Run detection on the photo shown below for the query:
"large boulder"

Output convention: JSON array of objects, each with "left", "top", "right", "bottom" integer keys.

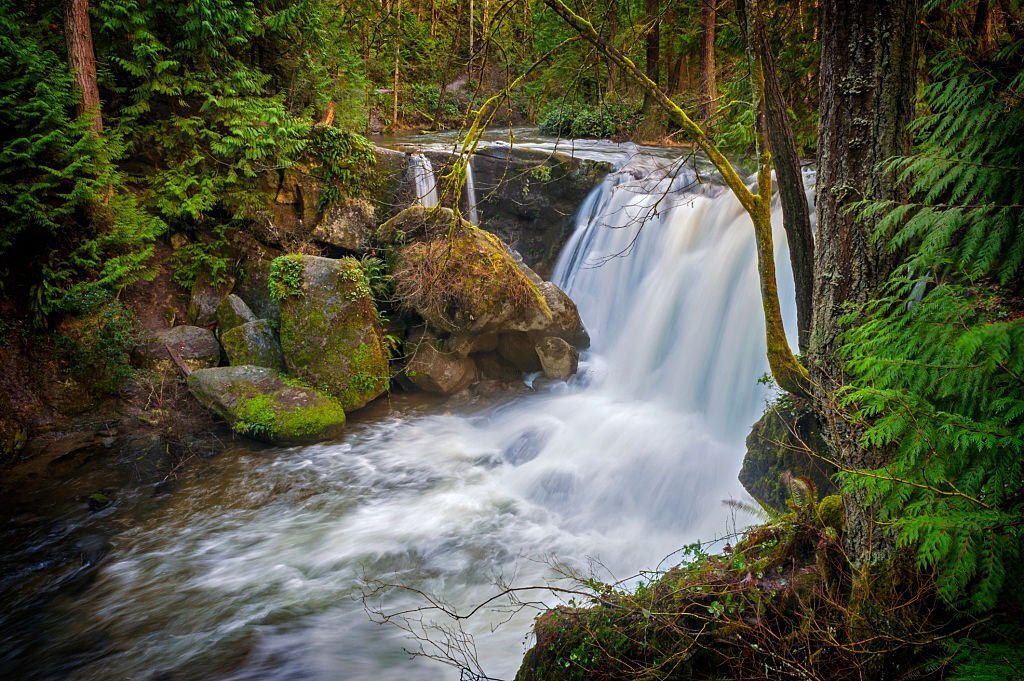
[
  {"left": 187, "top": 365, "right": 346, "bottom": 445},
  {"left": 221, "top": 320, "right": 285, "bottom": 371},
  {"left": 312, "top": 197, "right": 376, "bottom": 251},
  {"left": 739, "top": 398, "right": 837, "bottom": 513},
  {"left": 383, "top": 206, "right": 554, "bottom": 336},
  {"left": 272, "top": 254, "right": 389, "bottom": 411},
  {"left": 215, "top": 294, "right": 256, "bottom": 338},
  {"left": 404, "top": 333, "right": 477, "bottom": 395}
]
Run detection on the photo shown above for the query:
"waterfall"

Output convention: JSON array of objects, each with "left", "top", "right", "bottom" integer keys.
[
  {"left": 410, "top": 152, "right": 438, "bottom": 208},
  {"left": 45, "top": 143, "right": 808, "bottom": 681},
  {"left": 464, "top": 154, "right": 480, "bottom": 225}
]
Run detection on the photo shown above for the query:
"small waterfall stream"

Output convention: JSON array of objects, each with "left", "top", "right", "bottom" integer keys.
[
  {"left": 410, "top": 153, "right": 439, "bottom": 208},
  {"left": 464, "top": 155, "right": 480, "bottom": 225},
  {"left": 34, "top": 141, "right": 804, "bottom": 681}
]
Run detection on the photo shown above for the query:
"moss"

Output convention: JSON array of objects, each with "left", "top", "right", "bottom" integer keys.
[
  {"left": 233, "top": 389, "right": 346, "bottom": 442},
  {"left": 268, "top": 254, "right": 305, "bottom": 301},
  {"left": 816, "top": 494, "right": 845, "bottom": 533}
]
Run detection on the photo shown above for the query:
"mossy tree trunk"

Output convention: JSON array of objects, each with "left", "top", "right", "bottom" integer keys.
[
  {"left": 698, "top": 0, "right": 717, "bottom": 120},
  {"left": 811, "top": 0, "right": 920, "bottom": 567}
]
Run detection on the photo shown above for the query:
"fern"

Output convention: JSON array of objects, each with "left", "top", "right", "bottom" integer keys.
[{"left": 842, "top": 39, "right": 1024, "bottom": 612}]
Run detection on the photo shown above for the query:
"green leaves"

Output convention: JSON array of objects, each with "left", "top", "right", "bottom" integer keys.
[{"left": 841, "top": 39, "right": 1024, "bottom": 614}]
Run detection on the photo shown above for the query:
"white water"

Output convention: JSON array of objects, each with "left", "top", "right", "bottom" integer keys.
[
  {"left": 464, "top": 155, "right": 480, "bottom": 225},
  {"left": 410, "top": 153, "right": 439, "bottom": 208},
  {"left": 52, "top": 145, "right": 802, "bottom": 681}
]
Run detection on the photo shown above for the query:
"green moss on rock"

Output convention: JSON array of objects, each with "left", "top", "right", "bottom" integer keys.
[
  {"left": 275, "top": 255, "right": 389, "bottom": 411},
  {"left": 187, "top": 365, "right": 346, "bottom": 445}
]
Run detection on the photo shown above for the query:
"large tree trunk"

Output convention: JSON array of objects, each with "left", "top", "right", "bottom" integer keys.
[
  {"left": 698, "top": 0, "right": 717, "bottom": 120},
  {"left": 812, "top": 0, "right": 919, "bottom": 566},
  {"left": 636, "top": 0, "right": 663, "bottom": 139},
  {"left": 64, "top": 0, "right": 102, "bottom": 134}
]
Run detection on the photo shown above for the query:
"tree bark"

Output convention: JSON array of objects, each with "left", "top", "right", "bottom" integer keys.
[
  {"left": 736, "top": 0, "right": 815, "bottom": 352},
  {"left": 636, "top": 0, "right": 663, "bottom": 139},
  {"left": 64, "top": 0, "right": 102, "bottom": 134},
  {"left": 698, "top": 0, "right": 717, "bottom": 120},
  {"left": 812, "top": 0, "right": 919, "bottom": 566}
]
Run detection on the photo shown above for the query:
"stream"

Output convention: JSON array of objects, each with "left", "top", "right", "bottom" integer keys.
[{"left": 2, "top": 133, "right": 803, "bottom": 680}]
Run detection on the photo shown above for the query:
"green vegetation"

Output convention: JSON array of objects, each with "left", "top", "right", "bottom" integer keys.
[
  {"left": 268, "top": 255, "right": 306, "bottom": 301},
  {"left": 56, "top": 297, "right": 142, "bottom": 395}
]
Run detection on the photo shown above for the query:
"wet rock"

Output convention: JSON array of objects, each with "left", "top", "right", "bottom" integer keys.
[
  {"left": 497, "top": 333, "right": 543, "bottom": 373},
  {"left": 535, "top": 336, "right": 579, "bottom": 380},
  {"left": 187, "top": 365, "right": 347, "bottom": 445},
  {"left": 215, "top": 294, "right": 256, "bottom": 338},
  {"left": 274, "top": 255, "right": 389, "bottom": 411},
  {"left": 118, "top": 433, "right": 171, "bottom": 483},
  {"left": 187, "top": 272, "right": 235, "bottom": 327},
  {"left": 221, "top": 319, "right": 285, "bottom": 371},
  {"left": 404, "top": 334, "right": 477, "bottom": 395},
  {"left": 739, "top": 398, "right": 837, "bottom": 513},
  {"left": 312, "top": 197, "right": 376, "bottom": 251}
]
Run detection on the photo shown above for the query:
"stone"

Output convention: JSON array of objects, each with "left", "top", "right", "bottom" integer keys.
[
  {"left": 215, "top": 294, "right": 257, "bottom": 337},
  {"left": 234, "top": 255, "right": 281, "bottom": 323},
  {"left": 187, "top": 365, "right": 346, "bottom": 445},
  {"left": 497, "top": 332, "right": 543, "bottom": 372},
  {"left": 221, "top": 320, "right": 285, "bottom": 371},
  {"left": 187, "top": 272, "right": 235, "bottom": 327},
  {"left": 383, "top": 207, "right": 556, "bottom": 336},
  {"left": 405, "top": 334, "right": 477, "bottom": 395},
  {"left": 535, "top": 336, "right": 579, "bottom": 380},
  {"left": 739, "top": 398, "right": 838, "bottom": 514},
  {"left": 134, "top": 325, "right": 221, "bottom": 373},
  {"left": 274, "top": 255, "right": 389, "bottom": 411},
  {"left": 312, "top": 197, "right": 376, "bottom": 251}
]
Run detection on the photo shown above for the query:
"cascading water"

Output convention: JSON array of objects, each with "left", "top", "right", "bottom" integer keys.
[
  {"left": 464, "top": 155, "right": 480, "bottom": 225},
  {"left": 410, "top": 153, "right": 439, "bottom": 208},
  {"left": 34, "top": 143, "right": 803, "bottom": 681}
]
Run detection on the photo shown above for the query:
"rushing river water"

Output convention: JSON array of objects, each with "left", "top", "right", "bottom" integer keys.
[{"left": 7, "top": 134, "right": 804, "bottom": 680}]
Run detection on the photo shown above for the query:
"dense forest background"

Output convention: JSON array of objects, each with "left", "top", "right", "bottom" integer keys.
[{"left": 1, "top": 0, "right": 1022, "bottom": 678}]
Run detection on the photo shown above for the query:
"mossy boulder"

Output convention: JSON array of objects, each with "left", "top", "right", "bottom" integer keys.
[
  {"left": 739, "top": 398, "right": 838, "bottom": 513},
  {"left": 187, "top": 365, "right": 346, "bottom": 445},
  {"left": 272, "top": 254, "right": 389, "bottom": 411},
  {"left": 221, "top": 320, "right": 285, "bottom": 371},
  {"left": 215, "top": 294, "right": 256, "bottom": 338},
  {"left": 383, "top": 206, "right": 554, "bottom": 336}
]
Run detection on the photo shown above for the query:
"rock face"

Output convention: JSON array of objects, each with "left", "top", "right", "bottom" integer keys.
[
  {"left": 215, "top": 294, "right": 256, "bottom": 337},
  {"left": 273, "top": 255, "right": 389, "bottom": 411},
  {"left": 221, "top": 320, "right": 285, "bottom": 371},
  {"left": 405, "top": 333, "right": 477, "bottom": 395},
  {"left": 312, "top": 197, "right": 376, "bottom": 251},
  {"left": 535, "top": 336, "right": 579, "bottom": 380},
  {"left": 739, "top": 398, "right": 838, "bottom": 513},
  {"left": 187, "top": 365, "right": 346, "bottom": 445}
]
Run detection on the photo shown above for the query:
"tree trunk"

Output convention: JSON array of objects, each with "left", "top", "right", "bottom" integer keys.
[
  {"left": 737, "top": 0, "right": 815, "bottom": 352},
  {"left": 64, "top": 0, "right": 102, "bottom": 134},
  {"left": 974, "top": 0, "right": 992, "bottom": 53},
  {"left": 607, "top": 0, "right": 618, "bottom": 93},
  {"left": 637, "top": 0, "right": 662, "bottom": 139},
  {"left": 812, "top": 0, "right": 919, "bottom": 566},
  {"left": 698, "top": 0, "right": 717, "bottom": 120}
]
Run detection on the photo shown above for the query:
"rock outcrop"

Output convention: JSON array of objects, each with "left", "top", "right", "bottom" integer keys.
[
  {"left": 215, "top": 294, "right": 257, "bottom": 338},
  {"left": 188, "top": 366, "right": 346, "bottom": 445}
]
